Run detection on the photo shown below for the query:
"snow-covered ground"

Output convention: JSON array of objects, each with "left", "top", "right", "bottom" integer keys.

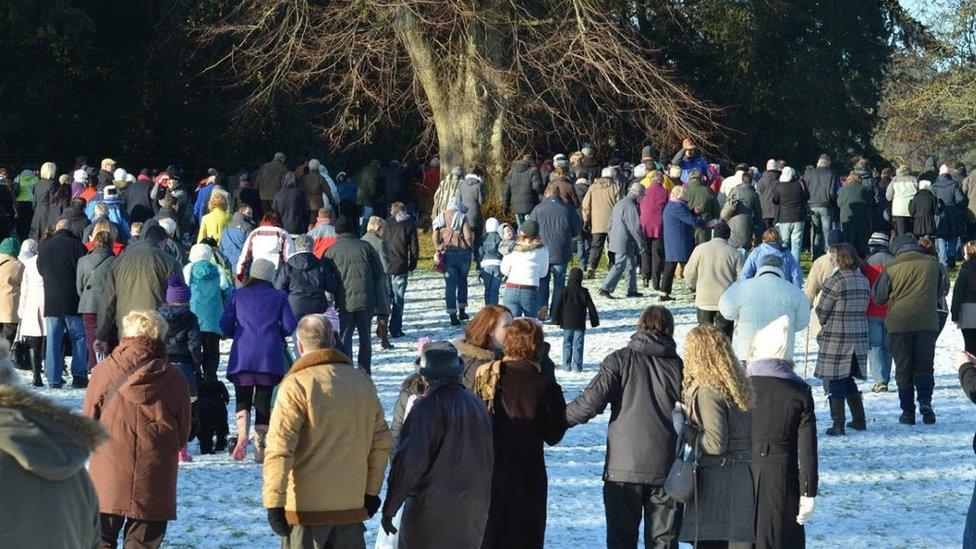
[{"left": 20, "top": 270, "right": 976, "bottom": 548}]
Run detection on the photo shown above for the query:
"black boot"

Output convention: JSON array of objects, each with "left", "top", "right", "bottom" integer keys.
[
  {"left": 845, "top": 391, "right": 867, "bottom": 431},
  {"left": 71, "top": 375, "right": 89, "bottom": 389},
  {"left": 458, "top": 307, "right": 469, "bottom": 321},
  {"left": 826, "top": 397, "right": 846, "bottom": 436},
  {"left": 917, "top": 379, "right": 936, "bottom": 425},
  {"left": 29, "top": 346, "right": 43, "bottom": 387},
  {"left": 898, "top": 387, "right": 916, "bottom": 425},
  {"left": 449, "top": 314, "right": 460, "bottom": 326}
]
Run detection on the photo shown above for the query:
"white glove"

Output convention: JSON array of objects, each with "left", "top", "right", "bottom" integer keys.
[
  {"left": 671, "top": 402, "right": 688, "bottom": 436},
  {"left": 796, "top": 496, "right": 816, "bottom": 525}
]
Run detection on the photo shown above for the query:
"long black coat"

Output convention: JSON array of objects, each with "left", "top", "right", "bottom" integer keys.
[
  {"left": 273, "top": 251, "right": 337, "bottom": 320},
  {"left": 272, "top": 181, "right": 309, "bottom": 235},
  {"left": 35, "top": 229, "right": 87, "bottom": 317},
  {"left": 383, "top": 379, "right": 494, "bottom": 549},
  {"left": 159, "top": 304, "right": 203, "bottom": 366},
  {"left": 121, "top": 180, "right": 154, "bottom": 224},
  {"left": 837, "top": 181, "right": 873, "bottom": 257},
  {"left": 503, "top": 161, "right": 544, "bottom": 215},
  {"left": 959, "top": 361, "right": 976, "bottom": 454},
  {"left": 756, "top": 169, "right": 782, "bottom": 220},
  {"left": 482, "top": 360, "right": 567, "bottom": 549},
  {"left": 909, "top": 188, "right": 939, "bottom": 237},
  {"left": 748, "top": 360, "right": 819, "bottom": 549},
  {"left": 381, "top": 215, "right": 419, "bottom": 275}
]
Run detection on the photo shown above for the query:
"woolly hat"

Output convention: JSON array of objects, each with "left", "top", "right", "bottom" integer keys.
[
  {"left": 520, "top": 219, "right": 539, "bottom": 238},
  {"left": 188, "top": 243, "right": 214, "bottom": 264},
  {"left": 418, "top": 341, "right": 462, "bottom": 380},
  {"left": 0, "top": 237, "right": 19, "bottom": 257},
  {"left": 485, "top": 217, "right": 499, "bottom": 234},
  {"left": 113, "top": 168, "right": 127, "bottom": 182},
  {"left": 918, "top": 179, "right": 932, "bottom": 190},
  {"left": 633, "top": 163, "right": 648, "bottom": 180},
  {"left": 250, "top": 258, "right": 276, "bottom": 282},
  {"left": 166, "top": 273, "right": 191, "bottom": 304},
  {"left": 868, "top": 232, "right": 890, "bottom": 249},
  {"left": 779, "top": 167, "right": 795, "bottom": 183},
  {"left": 748, "top": 315, "right": 791, "bottom": 361},
  {"left": 940, "top": 164, "right": 951, "bottom": 175},
  {"left": 553, "top": 153, "right": 568, "bottom": 163},
  {"left": 601, "top": 167, "right": 616, "bottom": 178},
  {"left": 73, "top": 169, "right": 88, "bottom": 183},
  {"left": 641, "top": 145, "right": 654, "bottom": 160}
]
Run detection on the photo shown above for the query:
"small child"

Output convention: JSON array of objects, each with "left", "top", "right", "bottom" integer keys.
[
  {"left": 479, "top": 218, "right": 504, "bottom": 305},
  {"left": 498, "top": 223, "right": 517, "bottom": 256},
  {"left": 159, "top": 274, "right": 204, "bottom": 461},
  {"left": 551, "top": 267, "right": 599, "bottom": 372}
]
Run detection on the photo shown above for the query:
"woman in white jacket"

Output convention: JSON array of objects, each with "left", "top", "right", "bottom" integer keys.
[
  {"left": 500, "top": 220, "right": 549, "bottom": 317},
  {"left": 886, "top": 165, "right": 918, "bottom": 237},
  {"left": 17, "top": 239, "right": 45, "bottom": 386}
]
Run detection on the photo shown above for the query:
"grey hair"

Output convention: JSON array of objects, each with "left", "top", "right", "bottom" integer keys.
[
  {"left": 121, "top": 310, "right": 168, "bottom": 340},
  {"left": 296, "top": 314, "right": 334, "bottom": 351},
  {"left": 158, "top": 217, "right": 177, "bottom": 236},
  {"left": 308, "top": 158, "right": 320, "bottom": 171},
  {"left": 817, "top": 154, "right": 830, "bottom": 168}
]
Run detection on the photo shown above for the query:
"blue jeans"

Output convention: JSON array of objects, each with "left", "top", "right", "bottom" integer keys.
[
  {"left": 966, "top": 478, "right": 976, "bottom": 548},
  {"left": 601, "top": 253, "right": 638, "bottom": 295},
  {"left": 442, "top": 249, "right": 471, "bottom": 314},
  {"left": 45, "top": 316, "right": 88, "bottom": 385},
  {"left": 776, "top": 221, "right": 805, "bottom": 264},
  {"left": 809, "top": 206, "right": 833, "bottom": 259},
  {"left": 868, "top": 317, "right": 892, "bottom": 383},
  {"left": 562, "top": 329, "right": 585, "bottom": 372},
  {"left": 539, "top": 263, "right": 568, "bottom": 314},
  {"left": 936, "top": 236, "right": 962, "bottom": 267},
  {"left": 576, "top": 234, "right": 590, "bottom": 268},
  {"left": 479, "top": 265, "right": 502, "bottom": 306},
  {"left": 389, "top": 274, "right": 409, "bottom": 336},
  {"left": 504, "top": 286, "right": 538, "bottom": 318}
]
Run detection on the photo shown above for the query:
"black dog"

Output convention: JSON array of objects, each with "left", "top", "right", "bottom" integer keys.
[{"left": 195, "top": 374, "right": 230, "bottom": 454}]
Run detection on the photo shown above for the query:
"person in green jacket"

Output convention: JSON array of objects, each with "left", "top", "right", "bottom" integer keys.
[{"left": 683, "top": 168, "right": 720, "bottom": 245}]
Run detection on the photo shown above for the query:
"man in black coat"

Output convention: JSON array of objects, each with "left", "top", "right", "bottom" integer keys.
[
  {"left": 121, "top": 172, "right": 154, "bottom": 224},
  {"left": 381, "top": 202, "right": 419, "bottom": 339},
  {"left": 565, "top": 305, "right": 683, "bottom": 548},
  {"left": 803, "top": 154, "right": 840, "bottom": 259},
  {"left": 35, "top": 219, "right": 89, "bottom": 388},
  {"left": 272, "top": 174, "right": 309, "bottom": 235},
  {"left": 381, "top": 341, "right": 493, "bottom": 548},
  {"left": 529, "top": 188, "right": 583, "bottom": 320},
  {"left": 502, "top": 155, "right": 545, "bottom": 228},
  {"left": 756, "top": 159, "right": 784, "bottom": 229},
  {"left": 60, "top": 197, "right": 90, "bottom": 239},
  {"left": 274, "top": 235, "right": 338, "bottom": 321}
]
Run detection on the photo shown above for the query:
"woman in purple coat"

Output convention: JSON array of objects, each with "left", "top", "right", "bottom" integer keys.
[
  {"left": 639, "top": 171, "right": 670, "bottom": 291},
  {"left": 660, "top": 185, "right": 709, "bottom": 301},
  {"left": 220, "top": 258, "right": 297, "bottom": 463}
]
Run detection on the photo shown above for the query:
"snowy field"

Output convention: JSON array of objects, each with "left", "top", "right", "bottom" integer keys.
[{"left": 20, "top": 270, "right": 976, "bottom": 548}]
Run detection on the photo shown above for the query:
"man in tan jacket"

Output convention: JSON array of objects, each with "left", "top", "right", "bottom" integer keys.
[{"left": 263, "top": 314, "right": 392, "bottom": 548}]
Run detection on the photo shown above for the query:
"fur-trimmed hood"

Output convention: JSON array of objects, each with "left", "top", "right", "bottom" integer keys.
[
  {"left": 513, "top": 238, "right": 546, "bottom": 253},
  {"left": 452, "top": 337, "right": 498, "bottom": 362},
  {"left": 0, "top": 384, "right": 106, "bottom": 481},
  {"left": 286, "top": 348, "right": 353, "bottom": 378}
]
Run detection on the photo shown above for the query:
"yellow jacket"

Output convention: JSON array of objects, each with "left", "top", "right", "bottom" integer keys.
[
  {"left": 197, "top": 207, "right": 231, "bottom": 244},
  {"left": 262, "top": 348, "right": 392, "bottom": 525}
]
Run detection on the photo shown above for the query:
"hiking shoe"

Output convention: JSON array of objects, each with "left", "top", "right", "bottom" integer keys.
[
  {"left": 872, "top": 381, "right": 888, "bottom": 393},
  {"left": 449, "top": 314, "right": 461, "bottom": 326},
  {"left": 898, "top": 412, "right": 916, "bottom": 426},
  {"left": 626, "top": 292, "right": 644, "bottom": 298},
  {"left": 658, "top": 294, "right": 673, "bottom": 302},
  {"left": 920, "top": 405, "right": 936, "bottom": 425}
]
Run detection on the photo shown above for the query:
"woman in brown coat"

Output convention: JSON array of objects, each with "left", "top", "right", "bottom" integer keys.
[
  {"left": 0, "top": 237, "right": 23, "bottom": 347},
  {"left": 83, "top": 310, "right": 191, "bottom": 549},
  {"left": 475, "top": 318, "right": 567, "bottom": 549}
]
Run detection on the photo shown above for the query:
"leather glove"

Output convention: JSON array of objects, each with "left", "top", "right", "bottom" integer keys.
[
  {"left": 671, "top": 402, "right": 688, "bottom": 438},
  {"left": 267, "top": 507, "right": 292, "bottom": 537},
  {"left": 796, "top": 496, "right": 816, "bottom": 525},
  {"left": 364, "top": 494, "right": 381, "bottom": 518},
  {"left": 381, "top": 514, "right": 398, "bottom": 535}
]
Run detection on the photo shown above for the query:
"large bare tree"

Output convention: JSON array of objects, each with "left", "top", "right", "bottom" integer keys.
[{"left": 200, "top": 0, "right": 717, "bottom": 179}]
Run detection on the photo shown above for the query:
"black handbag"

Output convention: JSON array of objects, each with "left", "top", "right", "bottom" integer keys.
[
  {"left": 12, "top": 339, "right": 30, "bottom": 370},
  {"left": 664, "top": 434, "right": 698, "bottom": 503}
]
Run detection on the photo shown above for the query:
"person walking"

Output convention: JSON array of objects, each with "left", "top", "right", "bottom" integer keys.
[
  {"left": 772, "top": 167, "right": 809, "bottom": 263},
  {"left": 257, "top": 152, "right": 288, "bottom": 213},
  {"left": 503, "top": 155, "right": 545, "bottom": 227},
  {"left": 552, "top": 267, "right": 600, "bottom": 372},
  {"left": 804, "top": 154, "right": 839, "bottom": 258},
  {"left": 954, "top": 241, "right": 976, "bottom": 356},
  {"left": 459, "top": 167, "right": 487, "bottom": 249},
  {"left": 273, "top": 173, "right": 310, "bottom": 236},
  {"left": 685, "top": 223, "right": 743, "bottom": 339},
  {"left": 263, "top": 314, "right": 392, "bottom": 548},
  {"left": 76, "top": 232, "right": 116, "bottom": 372},
  {"left": 814, "top": 244, "right": 870, "bottom": 436},
  {"left": 740, "top": 229, "right": 804, "bottom": 288},
  {"left": 0, "top": 237, "right": 23, "bottom": 350},
  {"left": 197, "top": 192, "right": 232, "bottom": 244},
  {"left": 17, "top": 239, "right": 45, "bottom": 387},
  {"left": 221, "top": 258, "right": 298, "bottom": 462},
  {"left": 382, "top": 202, "right": 419, "bottom": 338},
  {"left": 565, "top": 306, "right": 683, "bottom": 548},
  {"left": 639, "top": 171, "right": 669, "bottom": 290},
  {"left": 660, "top": 185, "right": 710, "bottom": 302},
  {"left": 432, "top": 197, "right": 474, "bottom": 325},
  {"left": 757, "top": 159, "right": 784, "bottom": 229},
  {"left": 887, "top": 165, "right": 918, "bottom": 237},
  {"left": 456, "top": 304, "right": 513, "bottom": 389},
  {"left": 746, "top": 316, "right": 818, "bottom": 549},
  {"left": 836, "top": 171, "right": 874, "bottom": 258},
  {"left": 872, "top": 234, "right": 945, "bottom": 425},
  {"left": 599, "top": 183, "right": 646, "bottom": 299},
  {"left": 862, "top": 233, "right": 895, "bottom": 393},
  {"left": 932, "top": 164, "right": 968, "bottom": 268},
  {"left": 275, "top": 235, "right": 337, "bottom": 325},
  {"left": 724, "top": 170, "right": 764, "bottom": 253},
  {"left": 83, "top": 310, "right": 191, "bottom": 549},
  {"left": 478, "top": 218, "right": 505, "bottom": 307},
  {"left": 380, "top": 341, "right": 493, "bottom": 548},
  {"left": 582, "top": 176, "right": 622, "bottom": 277},
  {"left": 186, "top": 245, "right": 229, "bottom": 380},
  {"left": 302, "top": 158, "right": 337, "bottom": 223},
  {"left": 474, "top": 318, "right": 567, "bottom": 549},
  {"left": 500, "top": 221, "right": 549, "bottom": 318},
  {"left": 959, "top": 351, "right": 976, "bottom": 549},
  {"left": 530, "top": 188, "right": 582, "bottom": 319},
  {"left": 36, "top": 219, "right": 88, "bottom": 389},
  {"left": 909, "top": 179, "right": 939, "bottom": 239},
  {"left": 323, "top": 216, "right": 390, "bottom": 373},
  {"left": 234, "top": 211, "right": 296, "bottom": 278},
  {"left": 673, "top": 324, "right": 755, "bottom": 547},
  {"left": 684, "top": 169, "right": 720, "bottom": 246}
]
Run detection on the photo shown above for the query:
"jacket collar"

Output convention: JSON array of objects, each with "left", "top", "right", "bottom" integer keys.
[
  {"left": 747, "top": 358, "right": 807, "bottom": 385},
  {"left": 452, "top": 337, "right": 499, "bottom": 361},
  {"left": 287, "top": 348, "right": 353, "bottom": 377}
]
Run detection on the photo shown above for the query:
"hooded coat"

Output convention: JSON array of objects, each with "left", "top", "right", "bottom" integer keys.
[
  {"left": 503, "top": 161, "right": 544, "bottom": 215},
  {"left": 383, "top": 378, "right": 494, "bottom": 549},
  {"left": 871, "top": 240, "right": 944, "bottom": 334},
  {"left": 274, "top": 251, "right": 338, "bottom": 320},
  {"left": 931, "top": 173, "right": 968, "bottom": 237},
  {"left": 740, "top": 242, "right": 804, "bottom": 288},
  {"left": 189, "top": 261, "right": 226, "bottom": 334},
  {"left": 220, "top": 280, "right": 297, "bottom": 384},
  {"left": 0, "top": 385, "right": 104, "bottom": 549},
  {"left": 272, "top": 177, "right": 310, "bottom": 235},
  {"left": 837, "top": 180, "right": 873, "bottom": 257},
  {"left": 159, "top": 304, "right": 204, "bottom": 366},
  {"left": 97, "top": 241, "right": 181, "bottom": 341},
  {"left": 18, "top": 253, "right": 44, "bottom": 337},
  {"left": 0, "top": 252, "right": 23, "bottom": 323},
  {"left": 909, "top": 188, "right": 939, "bottom": 237},
  {"left": 566, "top": 330, "right": 682, "bottom": 485},
  {"left": 219, "top": 212, "right": 255, "bottom": 269},
  {"left": 75, "top": 246, "right": 116, "bottom": 315},
  {"left": 459, "top": 175, "right": 486, "bottom": 235},
  {"left": 551, "top": 268, "right": 599, "bottom": 330},
  {"left": 83, "top": 337, "right": 192, "bottom": 521}
]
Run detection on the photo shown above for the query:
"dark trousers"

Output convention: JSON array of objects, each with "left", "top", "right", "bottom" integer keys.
[
  {"left": 893, "top": 216, "right": 913, "bottom": 237},
  {"left": 589, "top": 232, "right": 615, "bottom": 270},
  {"left": 281, "top": 523, "right": 366, "bottom": 549},
  {"left": 604, "top": 482, "right": 679, "bottom": 549},
  {"left": 15, "top": 201, "right": 32, "bottom": 241},
  {"left": 99, "top": 513, "right": 167, "bottom": 549},
  {"left": 696, "top": 309, "right": 734, "bottom": 340},
  {"left": 827, "top": 376, "right": 858, "bottom": 399},
  {"left": 889, "top": 330, "right": 938, "bottom": 413},
  {"left": 641, "top": 237, "right": 665, "bottom": 289},
  {"left": 964, "top": 328, "right": 976, "bottom": 356},
  {"left": 660, "top": 261, "right": 682, "bottom": 295},
  {"left": 340, "top": 310, "right": 372, "bottom": 374},
  {"left": 234, "top": 384, "right": 273, "bottom": 425},
  {"left": 201, "top": 332, "right": 221, "bottom": 378}
]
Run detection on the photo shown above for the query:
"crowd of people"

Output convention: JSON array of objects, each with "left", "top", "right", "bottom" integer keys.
[{"left": 0, "top": 142, "right": 974, "bottom": 549}]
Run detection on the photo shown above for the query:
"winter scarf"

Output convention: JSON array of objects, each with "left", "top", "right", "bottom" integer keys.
[
  {"left": 474, "top": 358, "right": 541, "bottom": 413},
  {"left": 746, "top": 358, "right": 805, "bottom": 383}
]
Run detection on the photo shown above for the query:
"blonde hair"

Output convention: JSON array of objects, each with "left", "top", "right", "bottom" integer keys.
[
  {"left": 208, "top": 191, "right": 228, "bottom": 211},
  {"left": 90, "top": 219, "right": 112, "bottom": 242},
  {"left": 682, "top": 325, "right": 755, "bottom": 411},
  {"left": 366, "top": 215, "right": 385, "bottom": 234},
  {"left": 121, "top": 310, "right": 168, "bottom": 340},
  {"left": 40, "top": 162, "right": 57, "bottom": 180},
  {"left": 669, "top": 185, "right": 685, "bottom": 200}
]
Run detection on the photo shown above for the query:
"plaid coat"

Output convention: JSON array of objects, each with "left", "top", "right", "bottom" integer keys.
[{"left": 814, "top": 268, "right": 870, "bottom": 380}]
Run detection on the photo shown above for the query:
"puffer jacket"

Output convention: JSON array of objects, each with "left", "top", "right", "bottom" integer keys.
[
  {"left": 275, "top": 251, "right": 338, "bottom": 320},
  {"left": 158, "top": 304, "right": 204, "bottom": 365},
  {"left": 886, "top": 174, "right": 918, "bottom": 218},
  {"left": 582, "top": 178, "right": 622, "bottom": 233},
  {"left": 83, "top": 337, "right": 191, "bottom": 521},
  {"left": 322, "top": 234, "right": 390, "bottom": 315},
  {"left": 740, "top": 242, "right": 804, "bottom": 288},
  {"left": 566, "top": 330, "right": 682, "bottom": 484},
  {"left": 76, "top": 247, "right": 116, "bottom": 315},
  {"left": 500, "top": 239, "right": 550, "bottom": 287},
  {"left": 503, "top": 160, "right": 544, "bottom": 215}
]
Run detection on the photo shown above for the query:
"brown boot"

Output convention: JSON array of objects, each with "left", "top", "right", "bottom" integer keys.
[{"left": 585, "top": 268, "right": 595, "bottom": 279}]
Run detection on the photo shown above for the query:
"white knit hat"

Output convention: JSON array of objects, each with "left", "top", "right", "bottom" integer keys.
[
  {"left": 779, "top": 167, "right": 795, "bottom": 183},
  {"left": 73, "top": 169, "right": 87, "bottom": 183},
  {"left": 113, "top": 168, "right": 128, "bottom": 182},
  {"left": 748, "top": 315, "right": 791, "bottom": 361},
  {"left": 188, "top": 243, "right": 214, "bottom": 264},
  {"left": 633, "top": 163, "right": 648, "bottom": 179},
  {"left": 250, "top": 258, "right": 276, "bottom": 282}
]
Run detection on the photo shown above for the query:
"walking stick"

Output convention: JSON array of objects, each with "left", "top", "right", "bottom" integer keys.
[{"left": 803, "top": 328, "right": 810, "bottom": 379}]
